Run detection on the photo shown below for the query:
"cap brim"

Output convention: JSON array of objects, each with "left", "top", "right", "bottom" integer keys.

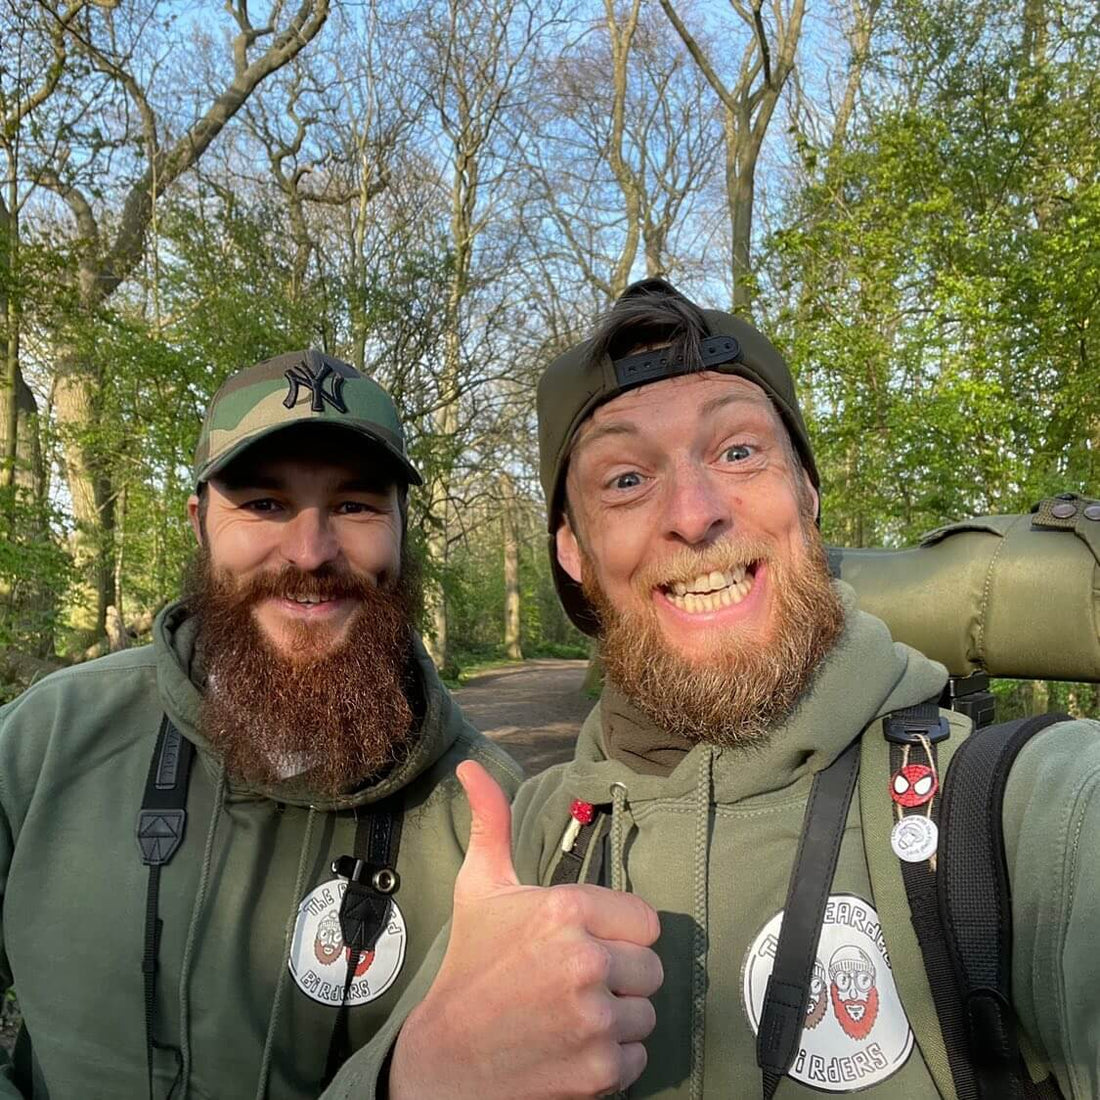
[{"left": 194, "top": 421, "right": 422, "bottom": 489}]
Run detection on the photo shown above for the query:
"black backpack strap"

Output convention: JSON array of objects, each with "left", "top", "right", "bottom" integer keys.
[
  {"left": 884, "top": 704, "right": 982, "bottom": 1099},
  {"left": 756, "top": 738, "right": 861, "bottom": 1100},
  {"left": 322, "top": 805, "right": 403, "bottom": 1085},
  {"left": 137, "top": 715, "right": 195, "bottom": 1100},
  {"left": 937, "top": 712, "right": 1070, "bottom": 1100}
]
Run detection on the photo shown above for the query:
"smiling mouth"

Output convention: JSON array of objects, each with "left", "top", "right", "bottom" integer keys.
[
  {"left": 660, "top": 563, "right": 758, "bottom": 614},
  {"left": 273, "top": 594, "right": 349, "bottom": 613}
]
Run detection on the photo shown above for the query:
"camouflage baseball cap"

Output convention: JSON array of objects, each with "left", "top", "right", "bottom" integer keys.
[
  {"left": 537, "top": 278, "right": 818, "bottom": 634},
  {"left": 193, "top": 350, "right": 421, "bottom": 489}
]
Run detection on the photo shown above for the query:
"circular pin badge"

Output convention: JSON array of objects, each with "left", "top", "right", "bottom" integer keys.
[
  {"left": 890, "top": 763, "right": 938, "bottom": 808},
  {"left": 890, "top": 815, "right": 938, "bottom": 862},
  {"left": 742, "top": 894, "right": 914, "bottom": 1090},
  {"left": 288, "top": 877, "right": 406, "bottom": 1006}
]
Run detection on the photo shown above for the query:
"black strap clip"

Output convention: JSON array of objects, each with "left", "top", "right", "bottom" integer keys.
[
  {"left": 884, "top": 707, "right": 951, "bottom": 745},
  {"left": 331, "top": 854, "right": 400, "bottom": 895},
  {"left": 332, "top": 855, "right": 399, "bottom": 955}
]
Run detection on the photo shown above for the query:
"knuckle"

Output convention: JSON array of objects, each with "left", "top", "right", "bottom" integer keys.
[
  {"left": 568, "top": 939, "right": 612, "bottom": 987},
  {"left": 581, "top": 1044, "right": 623, "bottom": 1095},
  {"left": 572, "top": 993, "right": 615, "bottom": 1043},
  {"left": 544, "top": 885, "right": 586, "bottom": 926}
]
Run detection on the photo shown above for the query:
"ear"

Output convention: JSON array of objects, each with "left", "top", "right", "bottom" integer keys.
[
  {"left": 186, "top": 494, "right": 203, "bottom": 546},
  {"left": 802, "top": 471, "right": 820, "bottom": 522},
  {"left": 555, "top": 517, "right": 583, "bottom": 584}
]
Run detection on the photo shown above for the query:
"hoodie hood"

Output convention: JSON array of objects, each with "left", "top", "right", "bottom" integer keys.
[
  {"left": 153, "top": 600, "right": 466, "bottom": 810},
  {"left": 565, "top": 582, "right": 947, "bottom": 806}
]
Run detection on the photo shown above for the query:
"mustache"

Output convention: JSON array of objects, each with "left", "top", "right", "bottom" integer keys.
[{"left": 222, "top": 564, "right": 378, "bottom": 608}]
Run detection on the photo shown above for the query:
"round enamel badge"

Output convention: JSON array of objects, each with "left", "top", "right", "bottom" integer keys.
[
  {"left": 288, "top": 878, "right": 407, "bottom": 1006},
  {"left": 742, "top": 894, "right": 913, "bottom": 1091}
]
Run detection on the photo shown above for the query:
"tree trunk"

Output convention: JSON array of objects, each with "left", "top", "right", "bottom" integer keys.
[
  {"left": 1030, "top": 679, "right": 1049, "bottom": 715},
  {"left": 501, "top": 474, "right": 522, "bottom": 661},
  {"left": 727, "top": 109, "right": 757, "bottom": 313},
  {"left": 423, "top": 310, "right": 462, "bottom": 673},
  {"left": 54, "top": 351, "right": 115, "bottom": 638}
]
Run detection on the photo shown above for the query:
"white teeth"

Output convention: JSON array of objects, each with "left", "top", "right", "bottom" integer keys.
[{"left": 663, "top": 568, "right": 755, "bottom": 614}]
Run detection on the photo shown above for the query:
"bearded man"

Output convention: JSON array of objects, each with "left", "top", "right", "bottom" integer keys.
[
  {"left": 0, "top": 351, "right": 524, "bottom": 1098},
  {"left": 331, "top": 281, "right": 1100, "bottom": 1100}
]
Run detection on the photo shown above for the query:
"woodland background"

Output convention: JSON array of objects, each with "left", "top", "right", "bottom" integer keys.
[{"left": 0, "top": 0, "right": 1097, "bottom": 715}]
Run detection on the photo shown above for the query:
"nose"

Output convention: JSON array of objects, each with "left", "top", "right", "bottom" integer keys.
[
  {"left": 662, "top": 461, "right": 730, "bottom": 546},
  {"left": 280, "top": 507, "right": 340, "bottom": 572}
]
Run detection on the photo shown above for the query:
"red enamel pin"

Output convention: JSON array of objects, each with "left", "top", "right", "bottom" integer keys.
[{"left": 890, "top": 763, "right": 937, "bottom": 808}]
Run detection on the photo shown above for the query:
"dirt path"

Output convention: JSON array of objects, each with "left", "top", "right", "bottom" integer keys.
[{"left": 454, "top": 659, "right": 593, "bottom": 775}]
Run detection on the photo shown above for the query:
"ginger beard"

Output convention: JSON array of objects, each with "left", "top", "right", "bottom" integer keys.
[
  {"left": 582, "top": 518, "right": 845, "bottom": 748},
  {"left": 186, "top": 550, "right": 417, "bottom": 797}
]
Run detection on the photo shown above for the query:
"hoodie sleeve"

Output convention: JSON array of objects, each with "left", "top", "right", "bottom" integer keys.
[
  {"left": 1003, "top": 717, "right": 1100, "bottom": 1099},
  {"left": 0, "top": 705, "right": 30, "bottom": 1097}
]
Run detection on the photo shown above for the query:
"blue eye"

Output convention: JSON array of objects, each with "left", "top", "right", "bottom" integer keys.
[
  {"left": 722, "top": 444, "right": 752, "bottom": 462},
  {"left": 612, "top": 472, "right": 642, "bottom": 490}
]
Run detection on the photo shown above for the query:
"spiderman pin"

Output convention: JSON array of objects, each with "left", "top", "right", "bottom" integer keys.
[{"left": 890, "top": 763, "right": 938, "bottom": 808}]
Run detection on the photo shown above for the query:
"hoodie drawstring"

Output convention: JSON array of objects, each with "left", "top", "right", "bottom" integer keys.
[
  {"left": 689, "top": 746, "right": 714, "bottom": 1100},
  {"left": 255, "top": 804, "right": 317, "bottom": 1100},
  {"left": 178, "top": 766, "right": 226, "bottom": 1098},
  {"left": 609, "top": 782, "right": 629, "bottom": 893}
]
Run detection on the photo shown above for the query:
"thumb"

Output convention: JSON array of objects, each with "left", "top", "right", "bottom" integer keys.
[{"left": 456, "top": 760, "right": 519, "bottom": 892}]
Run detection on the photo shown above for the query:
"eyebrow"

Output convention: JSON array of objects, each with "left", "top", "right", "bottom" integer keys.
[
  {"left": 572, "top": 421, "right": 641, "bottom": 456},
  {"left": 216, "top": 473, "right": 391, "bottom": 494}
]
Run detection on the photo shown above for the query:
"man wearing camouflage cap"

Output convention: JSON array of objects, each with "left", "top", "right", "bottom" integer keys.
[
  {"left": 0, "top": 350, "right": 521, "bottom": 1098},
  {"left": 335, "top": 281, "right": 1100, "bottom": 1099}
]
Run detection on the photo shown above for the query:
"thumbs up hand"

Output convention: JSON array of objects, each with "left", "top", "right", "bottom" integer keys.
[{"left": 388, "top": 762, "right": 663, "bottom": 1099}]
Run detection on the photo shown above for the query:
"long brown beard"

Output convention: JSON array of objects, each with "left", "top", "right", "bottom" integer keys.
[
  {"left": 584, "top": 521, "right": 844, "bottom": 748},
  {"left": 186, "top": 551, "right": 418, "bottom": 797}
]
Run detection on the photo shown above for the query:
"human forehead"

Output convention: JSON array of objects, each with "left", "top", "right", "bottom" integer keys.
[
  {"left": 571, "top": 372, "right": 782, "bottom": 455},
  {"left": 214, "top": 435, "right": 398, "bottom": 496}
]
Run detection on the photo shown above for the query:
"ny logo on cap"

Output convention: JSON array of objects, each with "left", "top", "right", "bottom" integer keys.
[{"left": 283, "top": 353, "right": 349, "bottom": 414}]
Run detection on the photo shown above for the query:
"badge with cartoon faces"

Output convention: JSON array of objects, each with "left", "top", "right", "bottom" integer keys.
[
  {"left": 743, "top": 895, "right": 913, "bottom": 1091},
  {"left": 289, "top": 878, "right": 405, "bottom": 1006}
]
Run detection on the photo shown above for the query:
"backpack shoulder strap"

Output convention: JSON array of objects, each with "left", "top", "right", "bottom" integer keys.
[
  {"left": 937, "top": 712, "right": 1071, "bottom": 1100},
  {"left": 137, "top": 715, "right": 195, "bottom": 1100},
  {"left": 861, "top": 704, "right": 971, "bottom": 1100}
]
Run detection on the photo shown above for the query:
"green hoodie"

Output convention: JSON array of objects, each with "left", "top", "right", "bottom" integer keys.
[
  {"left": 0, "top": 602, "right": 521, "bottom": 1099},
  {"left": 333, "top": 585, "right": 1100, "bottom": 1098},
  {"left": 505, "top": 591, "right": 1100, "bottom": 1098}
]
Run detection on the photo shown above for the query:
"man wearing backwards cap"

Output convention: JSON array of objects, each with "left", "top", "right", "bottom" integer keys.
[
  {"left": 0, "top": 351, "right": 527, "bottom": 1098},
  {"left": 333, "top": 281, "right": 1100, "bottom": 1098}
]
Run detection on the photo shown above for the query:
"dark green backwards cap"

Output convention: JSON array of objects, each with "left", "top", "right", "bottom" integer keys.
[
  {"left": 193, "top": 350, "right": 421, "bottom": 489},
  {"left": 537, "top": 279, "right": 818, "bottom": 634}
]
